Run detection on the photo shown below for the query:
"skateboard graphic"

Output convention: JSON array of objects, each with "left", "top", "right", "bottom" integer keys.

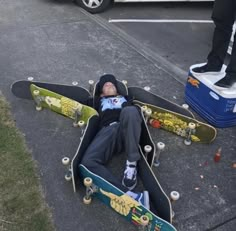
[
  {"left": 29, "top": 84, "right": 98, "bottom": 125},
  {"left": 134, "top": 100, "right": 217, "bottom": 144},
  {"left": 79, "top": 164, "right": 176, "bottom": 231}
]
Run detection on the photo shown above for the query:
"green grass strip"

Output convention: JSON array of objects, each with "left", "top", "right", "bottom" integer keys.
[{"left": 0, "top": 93, "right": 55, "bottom": 231}]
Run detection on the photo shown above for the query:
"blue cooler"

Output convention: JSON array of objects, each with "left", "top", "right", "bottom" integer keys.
[{"left": 185, "top": 63, "right": 236, "bottom": 128}]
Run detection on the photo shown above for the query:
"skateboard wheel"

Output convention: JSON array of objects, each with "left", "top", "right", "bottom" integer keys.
[
  {"left": 33, "top": 90, "right": 40, "bottom": 96},
  {"left": 62, "top": 157, "right": 70, "bottom": 165},
  {"left": 141, "top": 106, "right": 147, "bottom": 112},
  {"left": 83, "top": 196, "right": 92, "bottom": 205},
  {"left": 145, "top": 109, "right": 152, "bottom": 117},
  {"left": 84, "top": 177, "right": 93, "bottom": 187},
  {"left": 188, "top": 122, "right": 196, "bottom": 130},
  {"left": 140, "top": 215, "right": 149, "bottom": 226},
  {"left": 157, "top": 142, "right": 165, "bottom": 150},
  {"left": 170, "top": 191, "right": 180, "bottom": 201},
  {"left": 78, "top": 120, "right": 85, "bottom": 128},
  {"left": 88, "top": 80, "right": 94, "bottom": 85},
  {"left": 72, "top": 81, "right": 78, "bottom": 86},
  {"left": 27, "top": 76, "right": 34, "bottom": 81},
  {"left": 144, "top": 86, "right": 150, "bottom": 91},
  {"left": 184, "top": 139, "right": 192, "bottom": 146},
  {"left": 171, "top": 210, "right": 175, "bottom": 218},
  {"left": 36, "top": 106, "right": 42, "bottom": 111},
  {"left": 144, "top": 145, "right": 152, "bottom": 153},
  {"left": 182, "top": 104, "right": 189, "bottom": 109},
  {"left": 65, "top": 171, "right": 72, "bottom": 181},
  {"left": 122, "top": 80, "right": 128, "bottom": 86}
]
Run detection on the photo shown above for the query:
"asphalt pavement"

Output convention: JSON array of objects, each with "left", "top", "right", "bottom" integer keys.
[{"left": 0, "top": 1, "right": 236, "bottom": 231}]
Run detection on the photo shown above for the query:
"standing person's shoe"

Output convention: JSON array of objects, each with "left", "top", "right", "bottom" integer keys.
[
  {"left": 126, "top": 191, "right": 150, "bottom": 210},
  {"left": 214, "top": 74, "right": 236, "bottom": 89},
  {"left": 122, "top": 162, "right": 137, "bottom": 190},
  {"left": 192, "top": 63, "right": 222, "bottom": 76}
]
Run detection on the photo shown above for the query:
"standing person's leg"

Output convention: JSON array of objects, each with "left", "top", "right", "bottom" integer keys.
[
  {"left": 117, "top": 106, "right": 143, "bottom": 190},
  {"left": 207, "top": 0, "right": 235, "bottom": 69},
  {"left": 192, "top": 0, "right": 235, "bottom": 74},
  {"left": 215, "top": 2, "right": 236, "bottom": 88},
  {"left": 81, "top": 124, "right": 127, "bottom": 192}
]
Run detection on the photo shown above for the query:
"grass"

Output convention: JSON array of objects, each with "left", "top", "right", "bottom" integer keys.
[{"left": 0, "top": 93, "right": 55, "bottom": 231}]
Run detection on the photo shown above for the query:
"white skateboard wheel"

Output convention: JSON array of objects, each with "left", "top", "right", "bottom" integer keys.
[
  {"left": 170, "top": 191, "right": 180, "bottom": 201},
  {"left": 122, "top": 80, "right": 128, "bottom": 86},
  {"left": 141, "top": 106, "right": 147, "bottom": 112},
  {"left": 157, "top": 142, "right": 165, "bottom": 150},
  {"left": 33, "top": 90, "right": 40, "bottom": 96},
  {"left": 182, "top": 104, "right": 189, "bottom": 109},
  {"left": 140, "top": 215, "right": 149, "bottom": 226},
  {"left": 144, "top": 86, "right": 151, "bottom": 91},
  {"left": 84, "top": 177, "right": 93, "bottom": 187},
  {"left": 62, "top": 157, "right": 70, "bottom": 165},
  {"left": 188, "top": 122, "right": 196, "bottom": 130},
  {"left": 78, "top": 120, "right": 85, "bottom": 128},
  {"left": 184, "top": 139, "right": 192, "bottom": 146},
  {"left": 36, "top": 106, "right": 42, "bottom": 111},
  {"left": 83, "top": 196, "right": 92, "bottom": 205},
  {"left": 65, "top": 171, "right": 72, "bottom": 181},
  {"left": 72, "top": 81, "right": 78, "bottom": 86},
  {"left": 27, "top": 77, "right": 34, "bottom": 81},
  {"left": 145, "top": 109, "right": 152, "bottom": 117},
  {"left": 144, "top": 145, "right": 152, "bottom": 153},
  {"left": 88, "top": 80, "right": 94, "bottom": 85}
]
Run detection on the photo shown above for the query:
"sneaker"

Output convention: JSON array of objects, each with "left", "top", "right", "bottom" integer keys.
[
  {"left": 122, "top": 164, "right": 137, "bottom": 190},
  {"left": 192, "top": 63, "right": 222, "bottom": 75},
  {"left": 126, "top": 191, "right": 150, "bottom": 210},
  {"left": 214, "top": 75, "right": 236, "bottom": 89}
]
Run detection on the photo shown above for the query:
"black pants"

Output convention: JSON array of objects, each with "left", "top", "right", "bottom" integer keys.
[
  {"left": 207, "top": 0, "right": 236, "bottom": 78},
  {"left": 81, "top": 106, "right": 142, "bottom": 192}
]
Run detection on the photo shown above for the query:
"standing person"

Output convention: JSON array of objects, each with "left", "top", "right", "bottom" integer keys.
[
  {"left": 81, "top": 74, "right": 150, "bottom": 209},
  {"left": 192, "top": 0, "right": 236, "bottom": 89}
]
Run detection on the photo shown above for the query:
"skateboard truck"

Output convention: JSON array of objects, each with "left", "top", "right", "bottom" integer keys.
[
  {"left": 154, "top": 142, "right": 165, "bottom": 167},
  {"left": 73, "top": 106, "right": 82, "bottom": 127},
  {"left": 33, "top": 90, "right": 43, "bottom": 111},
  {"left": 88, "top": 80, "right": 94, "bottom": 94},
  {"left": 62, "top": 157, "right": 72, "bottom": 181},
  {"left": 170, "top": 191, "right": 180, "bottom": 218},
  {"left": 83, "top": 177, "right": 98, "bottom": 205},
  {"left": 122, "top": 80, "right": 128, "bottom": 86},
  {"left": 184, "top": 122, "right": 196, "bottom": 145}
]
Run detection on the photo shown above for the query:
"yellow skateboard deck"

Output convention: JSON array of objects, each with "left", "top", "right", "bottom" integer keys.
[{"left": 30, "top": 84, "right": 98, "bottom": 126}]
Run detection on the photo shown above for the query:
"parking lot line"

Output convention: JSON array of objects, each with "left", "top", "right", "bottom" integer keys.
[{"left": 109, "top": 19, "right": 213, "bottom": 23}]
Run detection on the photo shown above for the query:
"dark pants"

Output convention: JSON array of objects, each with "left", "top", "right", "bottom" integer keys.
[
  {"left": 81, "top": 106, "right": 142, "bottom": 192},
  {"left": 207, "top": 0, "right": 236, "bottom": 78}
]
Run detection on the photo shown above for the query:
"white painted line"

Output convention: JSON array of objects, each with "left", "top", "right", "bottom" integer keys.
[{"left": 109, "top": 19, "right": 213, "bottom": 23}]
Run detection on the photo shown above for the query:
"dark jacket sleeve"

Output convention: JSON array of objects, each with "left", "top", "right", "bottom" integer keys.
[{"left": 122, "top": 95, "right": 134, "bottom": 108}]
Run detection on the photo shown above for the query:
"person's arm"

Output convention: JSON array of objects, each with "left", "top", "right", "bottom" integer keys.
[{"left": 122, "top": 95, "right": 134, "bottom": 108}]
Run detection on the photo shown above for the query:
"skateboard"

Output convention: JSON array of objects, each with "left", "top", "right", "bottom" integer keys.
[
  {"left": 128, "top": 86, "right": 194, "bottom": 118},
  {"left": 11, "top": 79, "right": 91, "bottom": 103},
  {"left": 134, "top": 100, "right": 217, "bottom": 144},
  {"left": 79, "top": 164, "right": 176, "bottom": 231},
  {"left": 29, "top": 84, "right": 98, "bottom": 125}
]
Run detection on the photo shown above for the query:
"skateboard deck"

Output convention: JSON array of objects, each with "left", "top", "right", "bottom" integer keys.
[
  {"left": 29, "top": 84, "right": 98, "bottom": 125},
  {"left": 11, "top": 79, "right": 91, "bottom": 103},
  {"left": 79, "top": 164, "right": 176, "bottom": 231},
  {"left": 128, "top": 86, "right": 194, "bottom": 118},
  {"left": 134, "top": 100, "right": 217, "bottom": 144}
]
